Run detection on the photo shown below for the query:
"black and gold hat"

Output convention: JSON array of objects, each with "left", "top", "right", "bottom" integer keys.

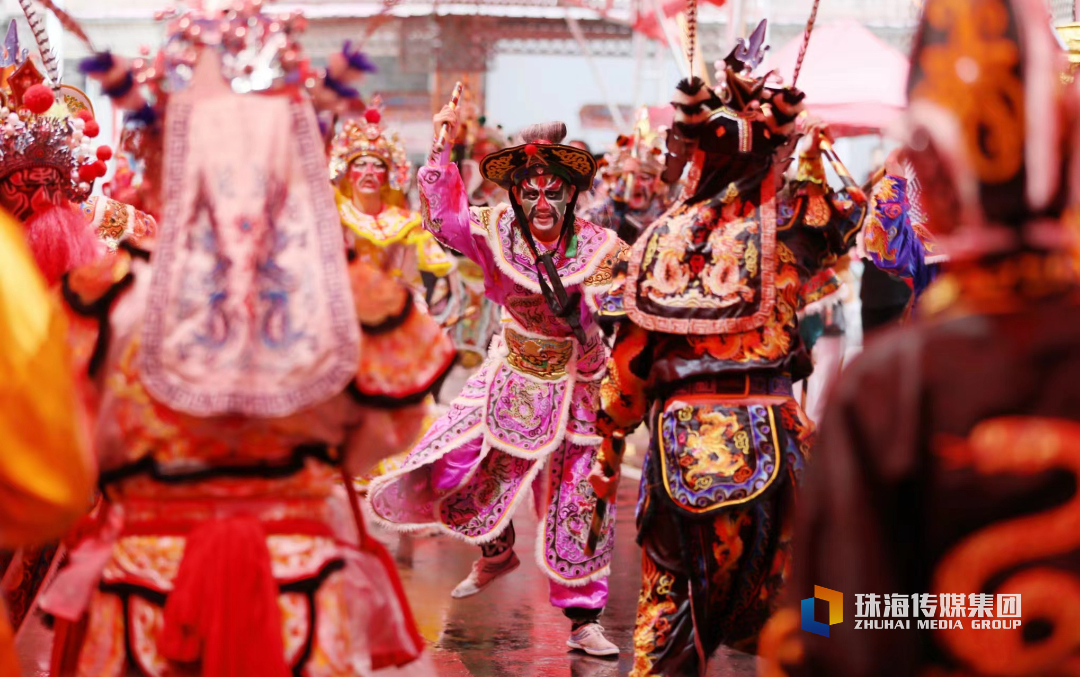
[{"left": 479, "top": 121, "right": 597, "bottom": 191}]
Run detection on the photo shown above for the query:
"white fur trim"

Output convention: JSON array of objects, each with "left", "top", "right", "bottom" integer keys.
[
  {"left": 486, "top": 210, "right": 619, "bottom": 293},
  {"left": 367, "top": 438, "right": 548, "bottom": 547},
  {"left": 566, "top": 433, "right": 604, "bottom": 446},
  {"left": 365, "top": 419, "right": 485, "bottom": 516},
  {"left": 797, "top": 285, "right": 845, "bottom": 320}
]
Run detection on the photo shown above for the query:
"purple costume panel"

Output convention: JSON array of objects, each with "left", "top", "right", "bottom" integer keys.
[{"left": 863, "top": 175, "right": 942, "bottom": 297}]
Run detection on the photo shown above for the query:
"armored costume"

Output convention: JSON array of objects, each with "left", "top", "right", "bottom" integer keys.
[
  {"left": 596, "top": 33, "right": 881, "bottom": 675},
  {"left": 40, "top": 8, "right": 456, "bottom": 675}
]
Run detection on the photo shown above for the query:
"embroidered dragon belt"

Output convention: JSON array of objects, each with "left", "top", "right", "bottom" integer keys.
[
  {"left": 652, "top": 372, "right": 797, "bottom": 516},
  {"left": 503, "top": 326, "right": 574, "bottom": 381}
]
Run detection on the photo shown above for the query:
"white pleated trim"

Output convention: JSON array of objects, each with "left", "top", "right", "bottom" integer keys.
[{"left": 797, "top": 285, "right": 845, "bottom": 320}]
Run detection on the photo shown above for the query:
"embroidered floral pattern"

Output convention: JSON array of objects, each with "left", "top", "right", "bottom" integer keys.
[
  {"left": 631, "top": 555, "right": 680, "bottom": 677},
  {"left": 543, "top": 442, "right": 613, "bottom": 583},
  {"left": 485, "top": 362, "right": 570, "bottom": 455},
  {"left": 437, "top": 450, "right": 541, "bottom": 540},
  {"left": 504, "top": 326, "right": 574, "bottom": 380},
  {"left": 626, "top": 175, "right": 778, "bottom": 334},
  {"left": 76, "top": 590, "right": 127, "bottom": 677}
]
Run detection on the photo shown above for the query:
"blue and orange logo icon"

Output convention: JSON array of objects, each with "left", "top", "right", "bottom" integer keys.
[{"left": 801, "top": 586, "right": 843, "bottom": 637}]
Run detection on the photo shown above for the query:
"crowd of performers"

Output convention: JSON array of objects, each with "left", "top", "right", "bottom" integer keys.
[{"left": 1, "top": 0, "right": 1079, "bottom": 674}]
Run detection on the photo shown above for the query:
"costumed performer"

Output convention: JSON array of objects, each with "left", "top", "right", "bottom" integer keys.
[
  {"left": 38, "top": 6, "right": 457, "bottom": 676},
  {"left": 369, "top": 108, "right": 625, "bottom": 657},
  {"left": 591, "top": 20, "right": 886, "bottom": 675}
]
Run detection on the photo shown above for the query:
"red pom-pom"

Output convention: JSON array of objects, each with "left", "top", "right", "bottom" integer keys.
[
  {"left": 76, "top": 110, "right": 95, "bottom": 123},
  {"left": 97, "top": 146, "right": 113, "bottom": 161},
  {"left": 23, "top": 84, "right": 55, "bottom": 115},
  {"left": 524, "top": 144, "right": 538, "bottom": 157},
  {"left": 78, "top": 163, "right": 98, "bottom": 183},
  {"left": 92, "top": 160, "right": 108, "bottom": 178},
  {"left": 84, "top": 120, "right": 101, "bottom": 138},
  {"left": 364, "top": 108, "right": 381, "bottom": 124}
]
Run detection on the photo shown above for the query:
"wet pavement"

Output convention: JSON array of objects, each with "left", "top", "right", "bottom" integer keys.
[{"left": 373, "top": 478, "right": 759, "bottom": 677}]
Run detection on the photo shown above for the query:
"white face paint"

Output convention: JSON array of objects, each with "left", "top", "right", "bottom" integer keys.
[
  {"left": 513, "top": 173, "right": 574, "bottom": 242},
  {"left": 347, "top": 156, "right": 389, "bottom": 196}
]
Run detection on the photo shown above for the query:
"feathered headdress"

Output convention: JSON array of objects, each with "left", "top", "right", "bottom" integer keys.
[{"left": 0, "top": 17, "right": 106, "bottom": 201}]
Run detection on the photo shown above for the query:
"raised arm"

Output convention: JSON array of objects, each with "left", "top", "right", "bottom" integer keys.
[
  {"left": 789, "top": 129, "right": 867, "bottom": 265},
  {"left": 416, "top": 105, "right": 485, "bottom": 260}
]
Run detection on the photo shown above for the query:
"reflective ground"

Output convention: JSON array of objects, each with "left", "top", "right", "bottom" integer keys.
[{"left": 376, "top": 479, "right": 758, "bottom": 677}]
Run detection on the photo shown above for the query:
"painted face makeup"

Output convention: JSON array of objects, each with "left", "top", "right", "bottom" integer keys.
[
  {"left": 347, "top": 156, "right": 389, "bottom": 195},
  {"left": 628, "top": 172, "right": 659, "bottom": 210},
  {"left": 514, "top": 173, "right": 573, "bottom": 242},
  {"left": 0, "top": 166, "right": 66, "bottom": 222}
]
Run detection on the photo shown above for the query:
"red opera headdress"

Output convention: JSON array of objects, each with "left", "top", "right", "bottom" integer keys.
[
  {"left": 328, "top": 97, "right": 411, "bottom": 192},
  {"left": 0, "top": 19, "right": 103, "bottom": 202}
]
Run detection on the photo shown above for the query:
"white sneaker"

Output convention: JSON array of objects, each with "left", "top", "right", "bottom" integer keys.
[
  {"left": 450, "top": 551, "right": 520, "bottom": 599},
  {"left": 566, "top": 623, "right": 619, "bottom": 657}
]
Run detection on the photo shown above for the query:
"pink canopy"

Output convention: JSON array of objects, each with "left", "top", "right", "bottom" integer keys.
[{"left": 764, "top": 19, "right": 909, "bottom": 136}]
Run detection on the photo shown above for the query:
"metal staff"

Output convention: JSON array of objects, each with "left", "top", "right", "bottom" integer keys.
[
  {"left": 428, "top": 80, "right": 464, "bottom": 166},
  {"left": 585, "top": 434, "right": 625, "bottom": 557}
]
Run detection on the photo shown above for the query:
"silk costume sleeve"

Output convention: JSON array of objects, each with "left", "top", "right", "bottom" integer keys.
[
  {"left": 409, "top": 227, "right": 454, "bottom": 278},
  {"left": 799, "top": 267, "right": 844, "bottom": 312},
  {"left": 417, "top": 162, "right": 486, "bottom": 262},
  {"left": 0, "top": 210, "right": 94, "bottom": 547},
  {"left": 863, "top": 175, "right": 939, "bottom": 297},
  {"left": 81, "top": 196, "right": 158, "bottom": 250}
]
